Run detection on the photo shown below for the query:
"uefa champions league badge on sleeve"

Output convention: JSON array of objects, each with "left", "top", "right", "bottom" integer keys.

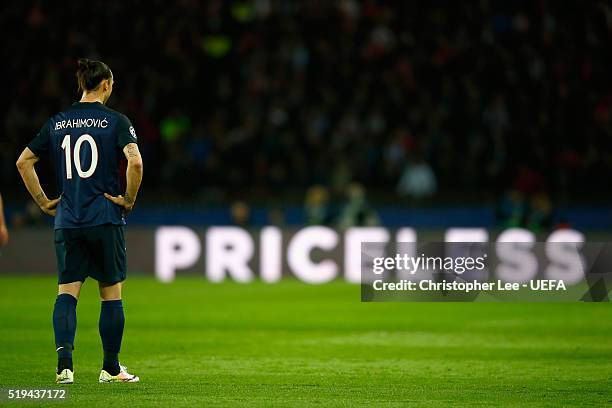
[{"left": 129, "top": 126, "right": 137, "bottom": 141}]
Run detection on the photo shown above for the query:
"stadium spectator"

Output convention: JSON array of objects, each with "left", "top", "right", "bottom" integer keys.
[
  {"left": 497, "top": 190, "right": 525, "bottom": 228},
  {"left": 396, "top": 157, "right": 437, "bottom": 199},
  {"left": 304, "top": 185, "right": 332, "bottom": 225},
  {"left": 230, "top": 200, "right": 252, "bottom": 227},
  {"left": 337, "top": 182, "right": 380, "bottom": 228},
  {"left": 266, "top": 207, "right": 286, "bottom": 226}
]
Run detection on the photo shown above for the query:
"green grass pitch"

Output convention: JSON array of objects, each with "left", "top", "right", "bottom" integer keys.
[{"left": 0, "top": 276, "right": 611, "bottom": 407}]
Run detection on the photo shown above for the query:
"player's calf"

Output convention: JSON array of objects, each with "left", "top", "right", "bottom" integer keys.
[{"left": 53, "top": 293, "right": 78, "bottom": 379}]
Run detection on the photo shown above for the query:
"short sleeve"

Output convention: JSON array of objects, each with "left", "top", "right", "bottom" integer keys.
[
  {"left": 28, "top": 120, "right": 51, "bottom": 157},
  {"left": 116, "top": 114, "right": 138, "bottom": 149}
]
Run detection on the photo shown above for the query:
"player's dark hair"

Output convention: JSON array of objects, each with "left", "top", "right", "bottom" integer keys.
[{"left": 76, "top": 58, "right": 112, "bottom": 92}]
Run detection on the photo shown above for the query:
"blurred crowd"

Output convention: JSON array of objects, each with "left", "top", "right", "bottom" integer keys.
[{"left": 1, "top": 0, "right": 612, "bottom": 224}]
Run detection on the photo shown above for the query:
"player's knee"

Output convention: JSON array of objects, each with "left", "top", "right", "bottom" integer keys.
[
  {"left": 99, "top": 282, "right": 122, "bottom": 301},
  {"left": 58, "top": 282, "right": 82, "bottom": 300}
]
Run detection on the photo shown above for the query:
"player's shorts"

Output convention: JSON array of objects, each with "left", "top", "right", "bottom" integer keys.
[{"left": 54, "top": 224, "right": 126, "bottom": 284}]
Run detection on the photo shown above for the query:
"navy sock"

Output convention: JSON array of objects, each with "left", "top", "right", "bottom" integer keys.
[
  {"left": 53, "top": 294, "right": 77, "bottom": 374},
  {"left": 99, "top": 300, "right": 124, "bottom": 376}
]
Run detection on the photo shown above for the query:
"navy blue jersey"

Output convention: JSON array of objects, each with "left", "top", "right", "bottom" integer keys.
[{"left": 28, "top": 102, "right": 138, "bottom": 230}]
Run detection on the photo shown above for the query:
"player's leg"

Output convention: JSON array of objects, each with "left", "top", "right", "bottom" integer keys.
[
  {"left": 98, "top": 281, "right": 124, "bottom": 376},
  {"left": 53, "top": 281, "right": 81, "bottom": 382},
  {"left": 98, "top": 280, "right": 138, "bottom": 382},
  {"left": 93, "top": 225, "right": 138, "bottom": 382},
  {"left": 53, "top": 228, "right": 88, "bottom": 384}
]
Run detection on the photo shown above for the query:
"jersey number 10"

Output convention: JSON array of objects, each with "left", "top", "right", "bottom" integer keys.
[{"left": 61, "top": 134, "right": 99, "bottom": 179}]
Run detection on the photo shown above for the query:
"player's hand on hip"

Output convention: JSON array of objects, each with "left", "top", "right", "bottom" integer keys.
[
  {"left": 104, "top": 193, "right": 134, "bottom": 213},
  {"left": 40, "top": 197, "right": 60, "bottom": 216}
]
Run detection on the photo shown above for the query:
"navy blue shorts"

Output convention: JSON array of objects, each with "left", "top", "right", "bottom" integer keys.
[{"left": 54, "top": 225, "right": 126, "bottom": 284}]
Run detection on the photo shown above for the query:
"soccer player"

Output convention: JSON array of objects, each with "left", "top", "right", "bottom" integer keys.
[
  {"left": 16, "top": 58, "right": 143, "bottom": 384},
  {"left": 0, "top": 193, "right": 8, "bottom": 246}
]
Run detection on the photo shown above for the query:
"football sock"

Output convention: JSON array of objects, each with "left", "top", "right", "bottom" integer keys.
[
  {"left": 99, "top": 300, "right": 124, "bottom": 376},
  {"left": 53, "top": 293, "right": 77, "bottom": 374}
]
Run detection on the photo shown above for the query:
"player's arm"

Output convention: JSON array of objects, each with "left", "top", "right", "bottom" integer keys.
[
  {"left": 16, "top": 147, "right": 60, "bottom": 216},
  {"left": 104, "top": 143, "right": 143, "bottom": 213},
  {"left": 0, "top": 193, "right": 8, "bottom": 246}
]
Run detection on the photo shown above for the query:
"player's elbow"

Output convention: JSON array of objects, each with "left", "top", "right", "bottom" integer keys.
[
  {"left": 129, "top": 158, "right": 144, "bottom": 172},
  {"left": 15, "top": 156, "right": 27, "bottom": 172},
  {"left": 16, "top": 149, "right": 36, "bottom": 173}
]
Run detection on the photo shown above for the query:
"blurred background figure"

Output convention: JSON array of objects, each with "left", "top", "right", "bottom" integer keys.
[
  {"left": 304, "top": 185, "right": 332, "bottom": 225},
  {"left": 396, "top": 156, "right": 437, "bottom": 199},
  {"left": 230, "top": 200, "right": 252, "bottom": 228},
  {"left": 266, "top": 206, "right": 285, "bottom": 226},
  {"left": 497, "top": 163, "right": 552, "bottom": 231},
  {"left": 526, "top": 193, "right": 553, "bottom": 232},
  {"left": 337, "top": 183, "right": 380, "bottom": 228},
  {"left": 497, "top": 190, "right": 525, "bottom": 228},
  {"left": 0, "top": 194, "right": 8, "bottom": 247}
]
